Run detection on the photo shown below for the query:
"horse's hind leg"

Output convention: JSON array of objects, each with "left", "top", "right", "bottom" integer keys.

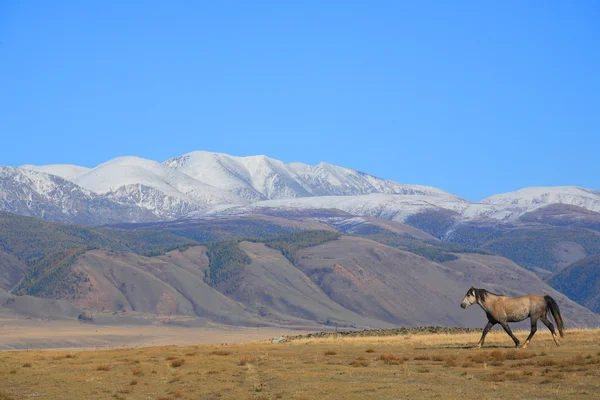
[
  {"left": 540, "top": 316, "right": 560, "bottom": 346},
  {"left": 522, "top": 318, "right": 538, "bottom": 349},
  {"left": 499, "top": 322, "right": 520, "bottom": 347},
  {"left": 476, "top": 321, "right": 495, "bottom": 349}
]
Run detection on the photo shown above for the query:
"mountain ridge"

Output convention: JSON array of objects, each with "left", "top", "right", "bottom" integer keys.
[{"left": 6, "top": 151, "right": 600, "bottom": 226}]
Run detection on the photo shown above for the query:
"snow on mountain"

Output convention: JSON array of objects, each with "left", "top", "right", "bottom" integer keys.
[
  {"left": 19, "top": 164, "right": 91, "bottom": 180},
  {"left": 0, "top": 167, "right": 157, "bottom": 225},
  {"left": 481, "top": 186, "right": 600, "bottom": 212},
  {"left": 69, "top": 156, "right": 244, "bottom": 219},
  {"left": 164, "top": 151, "right": 453, "bottom": 201},
  {"left": 5, "top": 152, "right": 600, "bottom": 226},
  {"left": 185, "top": 185, "right": 600, "bottom": 223},
  {"left": 187, "top": 193, "right": 471, "bottom": 222}
]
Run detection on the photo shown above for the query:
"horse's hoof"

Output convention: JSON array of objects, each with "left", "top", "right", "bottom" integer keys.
[
  {"left": 475, "top": 344, "right": 482, "bottom": 350},
  {"left": 521, "top": 343, "right": 528, "bottom": 349}
]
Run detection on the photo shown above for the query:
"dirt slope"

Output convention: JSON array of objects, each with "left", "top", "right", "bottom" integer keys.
[
  {"left": 65, "top": 248, "right": 266, "bottom": 326},
  {"left": 296, "top": 236, "right": 600, "bottom": 327},
  {"left": 216, "top": 241, "right": 387, "bottom": 328}
]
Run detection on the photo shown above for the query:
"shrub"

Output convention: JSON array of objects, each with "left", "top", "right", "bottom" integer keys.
[
  {"left": 505, "top": 350, "right": 536, "bottom": 360},
  {"left": 209, "top": 350, "right": 231, "bottom": 356},
  {"left": 379, "top": 354, "right": 407, "bottom": 365},
  {"left": 444, "top": 359, "right": 457, "bottom": 367},
  {"left": 97, "top": 364, "right": 111, "bottom": 371},
  {"left": 170, "top": 358, "right": 185, "bottom": 368},
  {"left": 537, "top": 358, "right": 558, "bottom": 367},
  {"left": 350, "top": 357, "right": 369, "bottom": 367}
]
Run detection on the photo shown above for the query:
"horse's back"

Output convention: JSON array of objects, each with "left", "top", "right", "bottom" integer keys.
[{"left": 502, "top": 295, "right": 546, "bottom": 322}]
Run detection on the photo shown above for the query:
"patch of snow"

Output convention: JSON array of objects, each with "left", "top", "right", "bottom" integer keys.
[{"left": 19, "top": 164, "right": 91, "bottom": 180}]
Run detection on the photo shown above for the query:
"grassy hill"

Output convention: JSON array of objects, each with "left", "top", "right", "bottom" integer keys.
[
  {"left": 447, "top": 222, "right": 600, "bottom": 274},
  {"left": 546, "top": 254, "right": 600, "bottom": 313},
  {"left": 0, "top": 212, "right": 197, "bottom": 262},
  {"left": 518, "top": 204, "right": 600, "bottom": 232},
  {"left": 0, "top": 212, "right": 199, "bottom": 298}
]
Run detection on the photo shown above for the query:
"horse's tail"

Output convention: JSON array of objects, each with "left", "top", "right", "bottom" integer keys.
[{"left": 545, "top": 295, "right": 564, "bottom": 337}]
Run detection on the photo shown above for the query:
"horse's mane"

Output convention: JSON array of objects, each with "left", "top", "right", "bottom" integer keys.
[{"left": 474, "top": 288, "right": 501, "bottom": 303}]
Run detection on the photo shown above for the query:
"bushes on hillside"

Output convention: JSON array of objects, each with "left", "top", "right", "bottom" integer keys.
[
  {"left": 203, "top": 241, "right": 252, "bottom": 287},
  {"left": 252, "top": 230, "right": 342, "bottom": 265}
]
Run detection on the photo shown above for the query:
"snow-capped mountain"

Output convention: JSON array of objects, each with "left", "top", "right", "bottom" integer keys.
[
  {"left": 164, "top": 151, "right": 451, "bottom": 201},
  {"left": 3, "top": 151, "right": 600, "bottom": 226},
  {"left": 0, "top": 167, "right": 157, "bottom": 225},
  {"left": 186, "top": 186, "right": 600, "bottom": 223},
  {"left": 481, "top": 186, "right": 600, "bottom": 213},
  {"left": 68, "top": 156, "right": 244, "bottom": 219}
]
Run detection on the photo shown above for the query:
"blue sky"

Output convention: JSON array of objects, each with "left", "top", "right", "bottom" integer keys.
[{"left": 1, "top": 1, "right": 598, "bottom": 200}]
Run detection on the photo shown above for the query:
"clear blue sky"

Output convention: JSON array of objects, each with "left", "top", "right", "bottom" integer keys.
[{"left": 1, "top": 1, "right": 598, "bottom": 200}]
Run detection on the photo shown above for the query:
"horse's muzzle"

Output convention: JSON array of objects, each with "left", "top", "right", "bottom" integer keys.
[{"left": 460, "top": 303, "right": 466, "bottom": 309}]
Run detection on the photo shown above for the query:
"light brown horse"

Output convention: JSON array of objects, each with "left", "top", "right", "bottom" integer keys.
[{"left": 461, "top": 287, "right": 564, "bottom": 349}]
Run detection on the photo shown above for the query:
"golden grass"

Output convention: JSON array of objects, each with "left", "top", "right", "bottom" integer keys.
[
  {"left": 238, "top": 355, "right": 257, "bottom": 366},
  {"left": 0, "top": 328, "right": 599, "bottom": 399}
]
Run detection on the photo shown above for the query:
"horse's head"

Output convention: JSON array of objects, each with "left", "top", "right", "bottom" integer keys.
[{"left": 461, "top": 286, "right": 477, "bottom": 309}]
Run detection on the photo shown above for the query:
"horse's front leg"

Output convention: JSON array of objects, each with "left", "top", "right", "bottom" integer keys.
[
  {"left": 522, "top": 318, "right": 538, "bottom": 349},
  {"left": 476, "top": 321, "right": 495, "bottom": 349},
  {"left": 499, "top": 322, "right": 520, "bottom": 347}
]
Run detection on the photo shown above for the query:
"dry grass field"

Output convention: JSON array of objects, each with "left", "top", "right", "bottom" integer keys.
[{"left": 1, "top": 329, "right": 599, "bottom": 399}]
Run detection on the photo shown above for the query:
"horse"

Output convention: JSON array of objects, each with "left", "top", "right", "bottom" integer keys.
[{"left": 460, "top": 286, "right": 564, "bottom": 349}]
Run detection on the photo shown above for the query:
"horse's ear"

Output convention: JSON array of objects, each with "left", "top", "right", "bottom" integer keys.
[{"left": 470, "top": 286, "right": 475, "bottom": 290}]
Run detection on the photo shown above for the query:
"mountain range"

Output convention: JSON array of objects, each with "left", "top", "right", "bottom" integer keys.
[
  {"left": 5, "top": 151, "right": 600, "bottom": 226},
  {"left": 2, "top": 151, "right": 600, "bottom": 328}
]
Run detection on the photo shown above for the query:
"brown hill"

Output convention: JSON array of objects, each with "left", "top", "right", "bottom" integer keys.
[
  {"left": 4, "top": 234, "right": 599, "bottom": 328},
  {"left": 64, "top": 248, "right": 267, "bottom": 327},
  {"left": 215, "top": 241, "right": 386, "bottom": 328},
  {"left": 295, "top": 236, "right": 599, "bottom": 328},
  {"left": 1, "top": 211, "right": 598, "bottom": 328}
]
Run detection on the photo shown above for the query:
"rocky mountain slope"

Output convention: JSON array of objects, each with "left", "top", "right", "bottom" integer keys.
[{"left": 0, "top": 167, "right": 158, "bottom": 225}]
